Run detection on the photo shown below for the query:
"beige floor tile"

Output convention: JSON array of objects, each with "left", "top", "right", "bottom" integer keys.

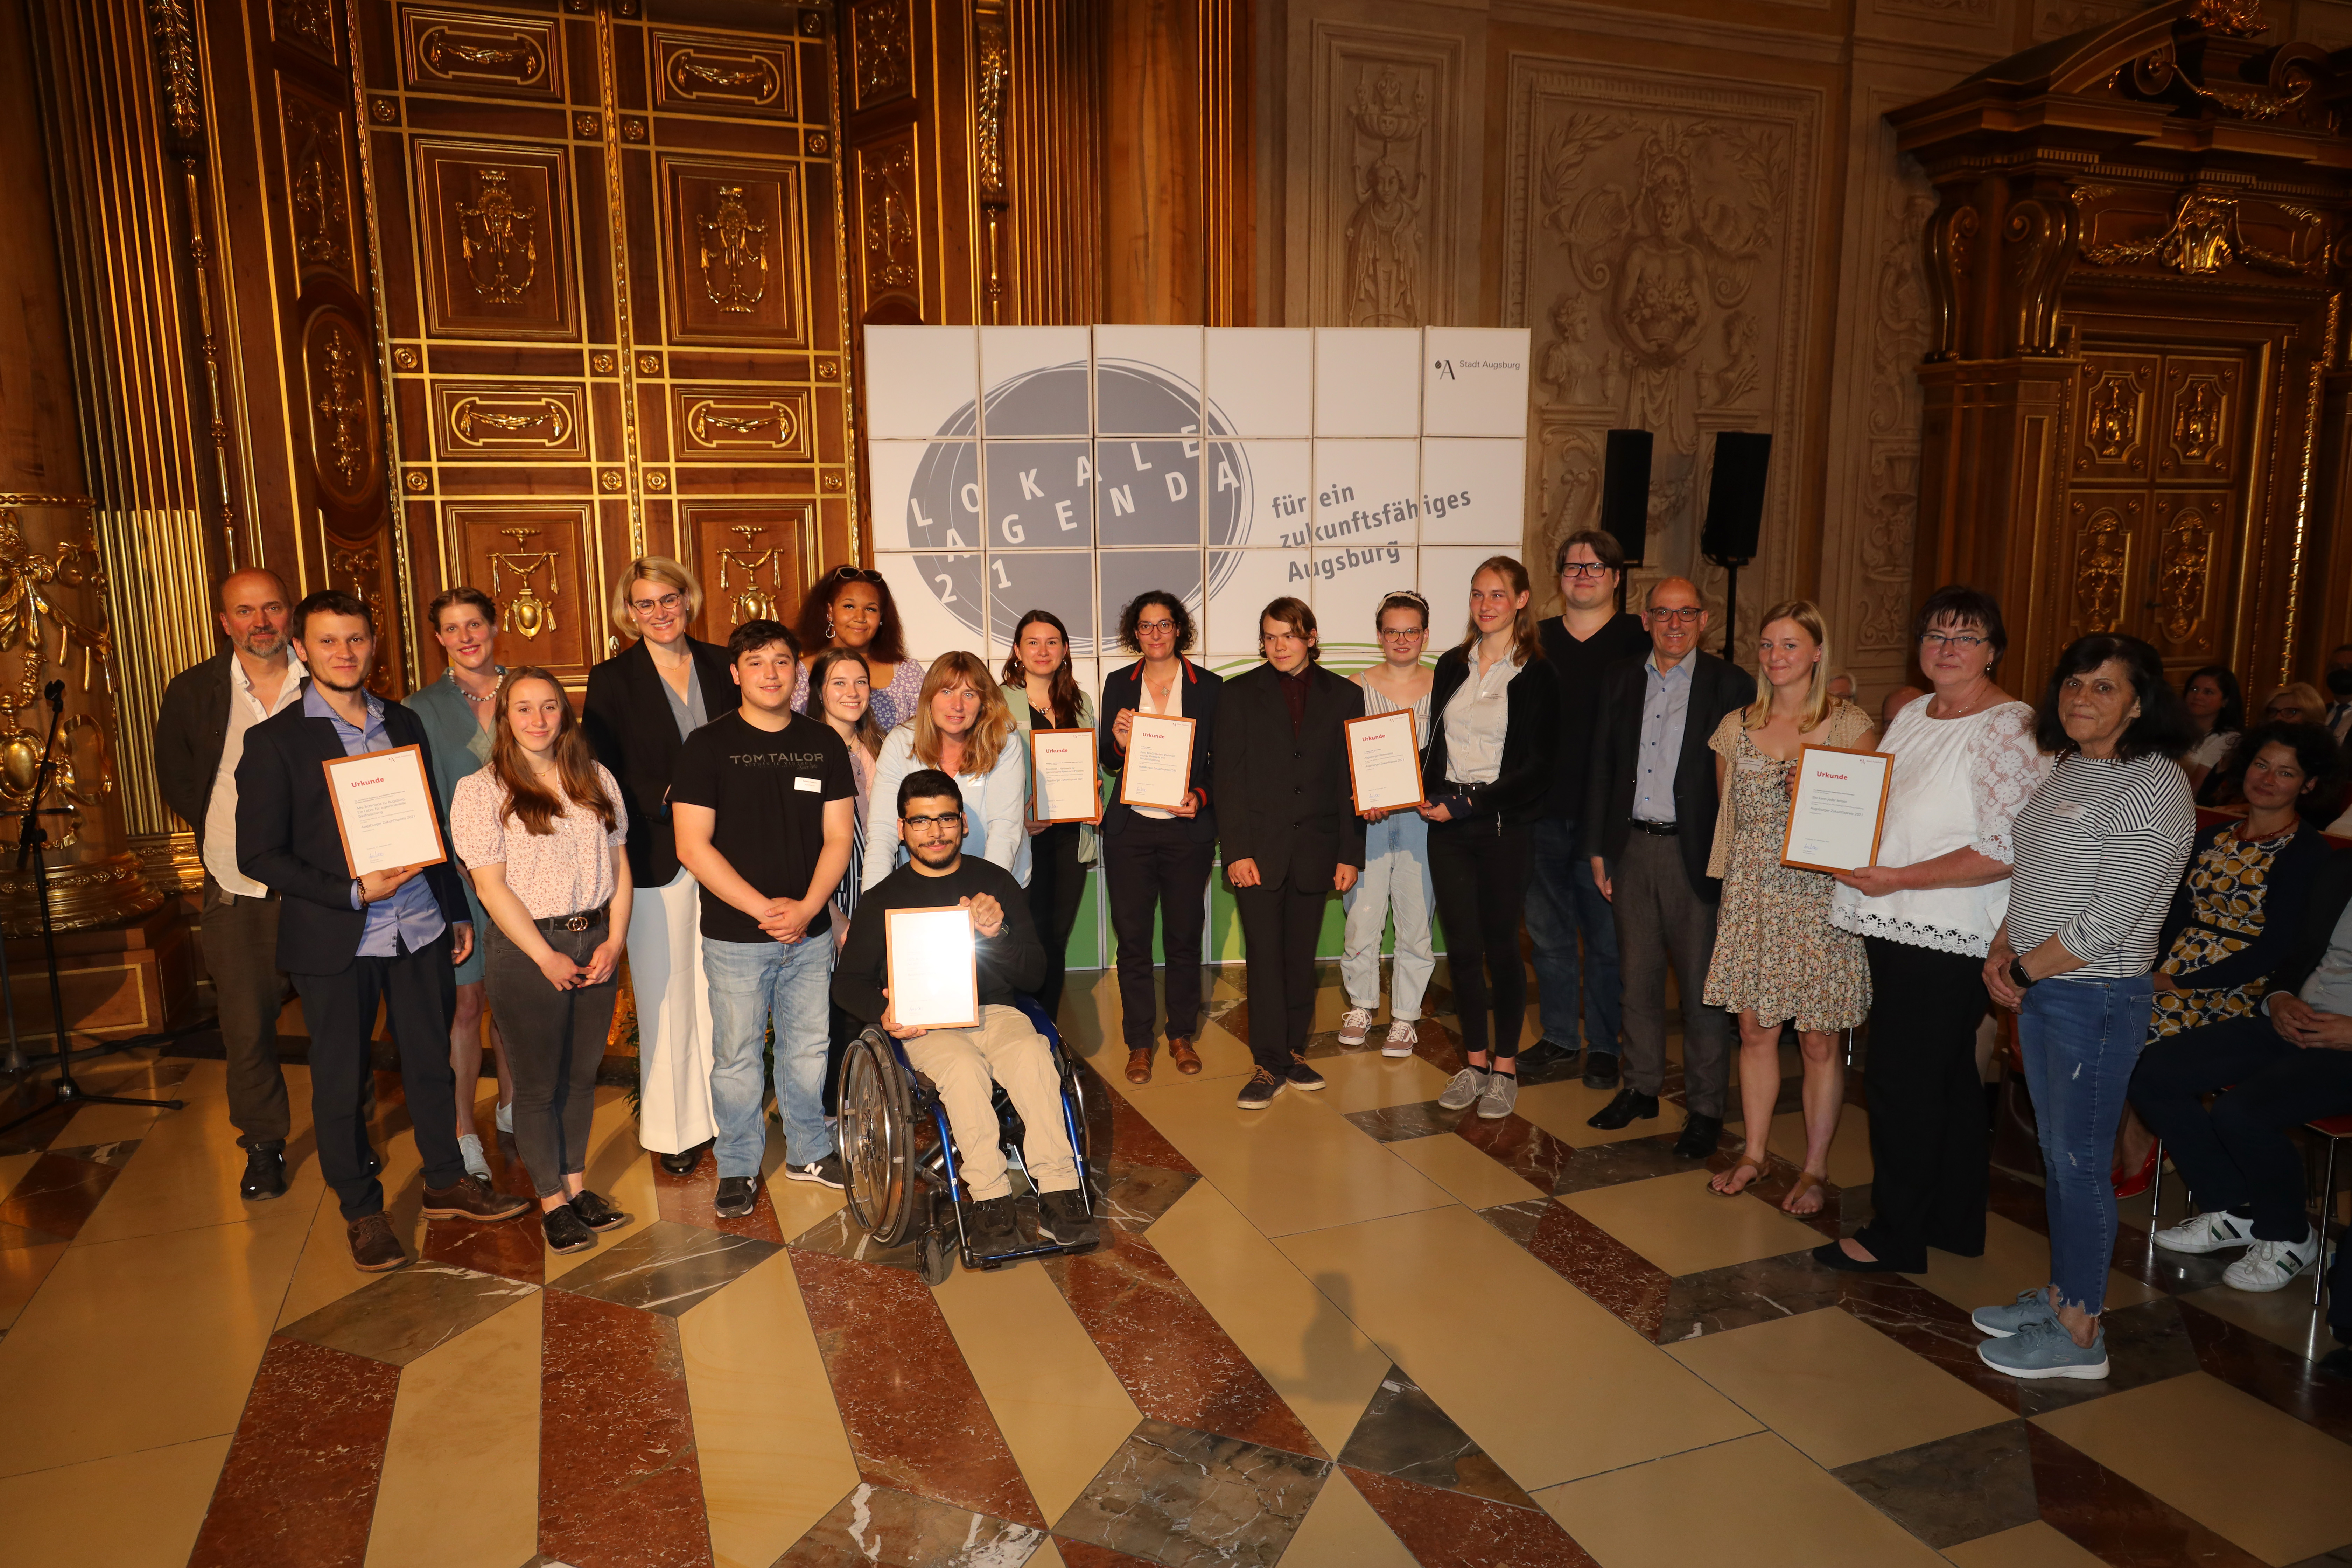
[
  {"left": 0, "top": 1205, "right": 314, "bottom": 1477},
  {"left": 76, "top": 1065, "right": 328, "bottom": 1245},
  {"left": 1940, "top": 1519, "right": 2107, "bottom": 1568},
  {"left": 0, "top": 1150, "right": 41, "bottom": 1199},
  {"left": 2032, "top": 1371, "right": 2352, "bottom": 1566},
  {"left": 276, "top": 1096, "right": 429, "bottom": 1329},
  {"left": 1143, "top": 1181, "right": 1393, "bottom": 1458},
  {"left": 1900, "top": 1211, "right": 2155, "bottom": 1318},
  {"left": 681, "top": 1250, "right": 860, "bottom": 1568},
  {"left": 1765, "top": 1104, "right": 1872, "bottom": 1188},
  {"left": 931, "top": 1252, "right": 1140, "bottom": 1522},
  {"left": 1535, "top": 1431, "right": 1948, "bottom": 1568},
  {"left": 1282, "top": 1466, "right": 1417, "bottom": 1567},
  {"left": 1513, "top": 1076, "right": 1689, "bottom": 1149},
  {"left": 0, "top": 1434, "right": 231, "bottom": 1568},
  {"left": 365, "top": 1293, "right": 540, "bottom": 1568},
  {"left": 2173, "top": 1283, "right": 2336, "bottom": 1363},
  {"left": 0, "top": 1236, "right": 68, "bottom": 1332},
  {"left": 1313, "top": 1051, "right": 1452, "bottom": 1114},
  {"left": 1026, "top": 1539, "right": 1066, "bottom": 1568},
  {"left": 1387, "top": 1134, "right": 1545, "bottom": 1210},
  {"left": 1120, "top": 1074, "right": 1450, "bottom": 1238},
  {"left": 542, "top": 1088, "right": 663, "bottom": 1283},
  {"left": 1667, "top": 1306, "right": 2010, "bottom": 1469},
  {"left": 1560, "top": 1169, "right": 1825, "bottom": 1278},
  {"left": 1278, "top": 1205, "right": 1759, "bottom": 1488}
]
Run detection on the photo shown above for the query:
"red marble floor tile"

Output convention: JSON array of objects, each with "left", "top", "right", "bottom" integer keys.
[
  {"left": 539, "top": 1289, "right": 715, "bottom": 1568},
  {"left": 1702, "top": 1146, "right": 1844, "bottom": 1241},
  {"left": 1045, "top": 1224, "right": 1325, "bottom": 1459},
  {"left": 1076, "top": 1059, "right": 1198, "bottom": 1176},
  {"left": 1518, "top": 1202, "right": 1670, "bottom": 1342},
  {"left": 186, "top": 1335, "right": 402, "bottom": 1568},
  {"left": 421, "top": 1210, "right": 546, "bottom": 1284},
  {"left": 1454, "top": 1112, "right": 1574, "bottom": 1192},
  {"left": 2178, "top": 1295, "right": 2352, "bottom": 1444},
  {"left": 1834, "top": 1273, "right": 2026, "bottom": 1415},
  {"left": 1054, "top": 1539, "right": 1162, "bottom": 1568},
  {"left": 790, "top": 1247, "right": 1046, "bottom": 1528},
  {"left": 651, "top": 1154, "right": 789, "bottom": 1242},
  {"left": 1345, "top": 1464, "right": 1598, "bottom": 1568},
  {"left": 1408, "top": 1015, "right": 1468, "bottom": 1077},
  {"left": 2027, "top": 1423, "right": 2266, "bottom": 1567},
  {"left": 0, "top": 1151, "right": 119, "bottom": 1239}
]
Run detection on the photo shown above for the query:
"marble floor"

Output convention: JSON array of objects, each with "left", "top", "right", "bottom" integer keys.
[{"left": 3, "top": 962, "right": 2352, "bottom": 1568}]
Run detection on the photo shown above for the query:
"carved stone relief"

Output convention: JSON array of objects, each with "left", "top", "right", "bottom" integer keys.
[{"left": 1343, "top": 68, "right": 1430, "bottom": 326}]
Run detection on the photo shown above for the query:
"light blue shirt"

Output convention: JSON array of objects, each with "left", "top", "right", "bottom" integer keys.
[
  {"left": 1633, "top": 651, "right": 1692, "bottom": 826},
  {"left": 306, "top": 682, "right": 448, "bottom": 958}
]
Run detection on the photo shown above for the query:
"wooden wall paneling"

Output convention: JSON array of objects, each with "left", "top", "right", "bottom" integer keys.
[{"left": 1003, "top": 0, "right": 1102, "bottom": 325}]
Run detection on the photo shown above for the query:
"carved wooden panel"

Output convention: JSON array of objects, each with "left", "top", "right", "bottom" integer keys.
[
  {"left": 274, "top": 0, "right": 340, "bottom": 65},
  {"left": 672, "top": 386, "right": 815, "bottom": 462},
  {"left": 2067, "top": 494, "right": 2144, "bottom": 635},
  {"left": 415, "top": 143, "right": 577, "bottom": 340},
  {"left": 849, "top": 0, "right": 913, "bottom": 111},
  {"left": 854, "top": 130, "right": 922, "bottom": 318},
  {"left": 684, "top": 504, "right": 816, "bottom": 636},
  {"left": 448, "top": 507, "right": 596, "bottom": 677},
  {"left": 433, "top": 382, "right": 588, "bottom": 461},
  {"left": 2148, "top": 490, "right": 2232, "bottom": 661},
  {"left": 2073, "top": 354, "right": 2157, "bottom": 480},
  {"left": 400, "top": 9, "right": 562, "bottom": 102},
  {"left": 661, "top": 160, "right": 804, "bottom": 346},
  {"left": 303, "top": 308, "right": 381, "bottom": 516},
  {"left": 327, "top": 538, "right": 398, "bottom": 695},
  {"left": 2158, "top": 353, "right": 2244, "bottom": 483},
  {"left": 653, "top": 33, "right": 797, "bottom": 120},
  {"left": 281, "top": 83, "right": 359, "bottom": 291}
]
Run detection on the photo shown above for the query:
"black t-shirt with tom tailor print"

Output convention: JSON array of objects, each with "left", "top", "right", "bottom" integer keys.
[{"left": 668, "top": 709, "right": 855, "bottom": 943}]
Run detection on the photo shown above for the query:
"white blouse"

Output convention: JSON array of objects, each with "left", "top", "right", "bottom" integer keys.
[
  {"left": 450, "top": 763, "right": 629, "bottom": 922},
  {"left": 1442, "top": 654, "right": 1521, "bottom": 786}
]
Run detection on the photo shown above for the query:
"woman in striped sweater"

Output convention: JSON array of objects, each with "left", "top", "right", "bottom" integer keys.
[{"left": 1972, "top": 634, "right": 2195, "bottom": 1382}]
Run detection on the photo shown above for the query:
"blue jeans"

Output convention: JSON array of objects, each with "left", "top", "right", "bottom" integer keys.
[
  {"left": 1340, "top": 809, "right": 1436, "bottom": 1021},
  {"left": 1527, "top": 817, "right": 1622, "bottom": 1051},
  {"left": 2017, "top": 972, "right": 2154, "bottom": 1316},
  {"left": 704, "top": 933, "right": 836, "bottom": 1178}
]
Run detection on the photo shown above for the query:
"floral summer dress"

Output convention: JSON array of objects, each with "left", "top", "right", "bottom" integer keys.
[
  {"left": 1702, "top": 702, "right": 1873, "bottom": 1032},
  {"left": 2148, "top": 823, "right": 2302, "bottom": 1039}
]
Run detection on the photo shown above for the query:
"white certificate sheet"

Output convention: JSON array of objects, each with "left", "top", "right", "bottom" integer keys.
[
  {"left": 1030, "top": 728, "right": 1100, "bottom": 824},
  {"left": 886, "top": 905, "right": 980, "bottom": 1030},
  {"left": 1119, "top": 713, "right": 1196, "bottom": 810},
  {"left": 1781, "top": 745, "right": 1893, "bottom": 875},
  {"left": 322, "top": 745, "right": 448, "bottom": 876},
  {"left": 1345, "top": 709, "right": 1425, "bottom": 813}
]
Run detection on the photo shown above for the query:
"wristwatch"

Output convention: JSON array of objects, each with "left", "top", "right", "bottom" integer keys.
[{"left": 2007, "top": 955, "right": 2036, "bottom": 991}]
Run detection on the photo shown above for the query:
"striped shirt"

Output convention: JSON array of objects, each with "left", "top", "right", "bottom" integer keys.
[{"left": 2005, "top": 750, "right": 2194, "bottom": 978}]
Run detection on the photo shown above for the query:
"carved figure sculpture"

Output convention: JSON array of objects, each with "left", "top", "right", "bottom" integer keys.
[{"left": 1346, "top": 156, "right": 1424, "bottom": 327}]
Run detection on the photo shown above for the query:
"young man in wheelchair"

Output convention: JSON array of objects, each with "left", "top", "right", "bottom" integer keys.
[{"left": 832, "top": 769, "right": 1099, "bottom": 1254}]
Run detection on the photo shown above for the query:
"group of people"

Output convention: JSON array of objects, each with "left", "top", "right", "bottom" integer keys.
[{"left": 153, "top": 540, "right": 2352, "bottom": 1384}]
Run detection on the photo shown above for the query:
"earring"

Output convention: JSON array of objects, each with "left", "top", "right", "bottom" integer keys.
[{"left": 825, "top": 618, "right": 835, "bottom": 641}]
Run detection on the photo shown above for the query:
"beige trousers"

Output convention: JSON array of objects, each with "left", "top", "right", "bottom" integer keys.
[{"left": 904, "top": 1003, "right": 1080, "bottom": 1202}]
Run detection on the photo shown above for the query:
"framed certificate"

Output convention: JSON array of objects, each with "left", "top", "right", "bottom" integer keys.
[
  {"left": 1345, "top": 708, "right": 1425, "bottom": 812},
  {"left": 1029, "top": 728, "right": 1100, "bottom": 825},
  {"left": 1780, "top": 745, "right": 1894, "bottom": 875},
  {"left": 322, "top": 745, "right": 448, "bottom": 876},
  {"left": 1119, "top": 713, "right": 1196, "bottom": 810},
  {"left": 885, "top": 905, "right": 979, "bottom": 1030}
]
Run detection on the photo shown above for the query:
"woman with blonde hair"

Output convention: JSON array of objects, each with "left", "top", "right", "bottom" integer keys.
[
  {"left": 861, "top": 650, "right": 1031, "bottom": 891},
  {"left": 1704, "top": 601, "right": 1876, "bottom": 1214},
  {"left": 582, "top": 556, "right": 733, "bottom": 1177}
]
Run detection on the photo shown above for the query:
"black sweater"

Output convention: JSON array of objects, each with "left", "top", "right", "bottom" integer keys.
[
  {"left": 2155, "top": 819, "right": 2332, "bottom": 994},
  {"left": 1421, "top": 645, "right": 1562, "bottom": 828},
  {"left": 831, "top": 855, "right": 1045, "bottom": 1024}
]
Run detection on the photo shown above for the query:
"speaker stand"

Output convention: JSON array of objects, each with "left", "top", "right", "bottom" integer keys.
[{"left": 1708, "top": 553, "right": 1750, "bottom": 666}]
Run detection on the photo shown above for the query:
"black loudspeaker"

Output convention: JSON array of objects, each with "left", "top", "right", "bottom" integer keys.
[
  {"left": 1599, "top": 429, "right": 1654, "bottom": 566},
  {"left": 1701, "top": 431, "right": 1772, "bottom": 563}
]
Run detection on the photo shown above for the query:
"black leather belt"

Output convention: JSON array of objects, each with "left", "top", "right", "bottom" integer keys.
[
  {"left": 1630, "top": 819, "right": 1679, "bottom": 836},
  {"left": 534, "top": 903, "right": 609, "bottom": 933}
]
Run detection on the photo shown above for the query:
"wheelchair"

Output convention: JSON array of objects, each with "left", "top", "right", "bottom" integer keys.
[{"left": 836, "top": 993, "right": 1099, "bottom": 1284}]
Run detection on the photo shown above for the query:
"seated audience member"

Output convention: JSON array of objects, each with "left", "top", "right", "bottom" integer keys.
[
  {"left": 833, "top": 769, "right": 1096, "bottom": 1254},
  {"left": 2265, "top": 682, "right": 2329, "bottom": 727},
  {"left": 2325, "top": 644, "right": 2352, "bottom": 743},
  {"left": 2180, "top": 665, "right": 2245, "bottom": 800},
  {"left": 1880, "top": 684, "right": 1924, "bottom": 730},
  {"left": 863, "top": 652, "right": 1030, "bottom": 891},
  {"left": 1826, "top": 671, "right": 1856, "bottom": 703},
  {"left": 2138, "top": 841, "right": 2352, "bottom": 1293}
]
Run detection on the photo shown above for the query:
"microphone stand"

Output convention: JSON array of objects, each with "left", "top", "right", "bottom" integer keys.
[{"left": 0, "top": 680, "right": 184, "bottom": 1135}]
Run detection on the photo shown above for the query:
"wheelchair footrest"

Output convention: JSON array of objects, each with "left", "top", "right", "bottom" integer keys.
[{"left": 969, "top": 1238, "right": 1092, "bottom": 1269}]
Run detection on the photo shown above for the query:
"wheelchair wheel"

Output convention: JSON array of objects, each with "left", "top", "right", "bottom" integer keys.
[
  {"left": 840, "top": 1030, "right": 922, "bottom": 1247},
  {"left": 919, "top": 1223, "right": 955, "bottom": 1285}
]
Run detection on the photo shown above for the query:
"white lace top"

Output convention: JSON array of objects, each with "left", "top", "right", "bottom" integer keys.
[{"left": 1827, "top": 695, "right": 2049, "bottom": 957}]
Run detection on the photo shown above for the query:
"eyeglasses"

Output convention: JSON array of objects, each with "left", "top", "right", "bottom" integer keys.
[
  {"left": 1135, "top": 618, "right": 1176, "bottom": 634},
  {"left": 1647, "top": 607, "right": 1703, "bottom": 625},
  {"left": 1561, "top": 562, "right": 1614, "bottom": 579},
  {"left": 902, "top": 812, "right": 963, "bottom": 830},
  {"left": 629, "top": 590, "right": 684, "bottom": 614},
  {"left": 1921, "top": 631, "right": 1987, "bottom": 650},
  {"left": 1378, "top": 626, "right": 1425, "bottom": 639}
]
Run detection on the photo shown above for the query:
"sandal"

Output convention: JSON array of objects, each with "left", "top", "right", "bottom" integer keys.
[
  {"left": 1782, "top": 1170, "right": 1827, "bottom": 1216},
  {"left": 1126, "top": 1047, "right": 1154, "bottom": 1085},
  {"left": 1710, "top": 1148, "right": 1769, "bottom": 1197},
  {"left": 1168, "top": 1036, "right": 1203, "bottom": 1075}
]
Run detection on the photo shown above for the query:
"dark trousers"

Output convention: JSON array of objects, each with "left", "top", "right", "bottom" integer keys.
[
  {"left": 2131, "top": 1013, "right": 2352, "bottom": 1242},
  {"left": 1526, "top": 816, "right": 1622, "bottom": 1051},
  {"left": 483, "top": 919, "right": 617, "bottom": 1199},
  {"left": 1106, "top": 816, "right": 1212, "bottom": 1049},
  {"left": 199, "top": 875, "right": 292, "bottom": 1150},
  {"left": 1027, "top": 822, "right": 1088, "bottom": 1022},
  {"left": 293, "top": 929, "right": 465, "bottom": 1219},
  {"left": 1234, "top": 876, "right": 1328, "bottom": 1072},
  {"left": 1606, "top": 830, "right": 1732, "bottom": 1114},
  {"left": 1855, "top": 936, "right": 1989, "bottom": 1269},
  {"left": 1430, "top": 819, "right": 1533, "bottom": 1062}
]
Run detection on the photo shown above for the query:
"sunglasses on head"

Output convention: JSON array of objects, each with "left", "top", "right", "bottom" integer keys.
[{"left": 824, "top": 566, "right": 884, "bottom": 587}]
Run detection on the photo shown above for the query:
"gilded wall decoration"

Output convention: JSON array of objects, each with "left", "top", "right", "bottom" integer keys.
[
  {"left": 2072, "top": 503, "right": 2136, "bottom": 632},
  {"left": 0, "top": 512, "right": 118, "bottom": 842},
  {"left": 655, "top": 35, "right": 793, "bottom": 117},
  {"left": 2077, "top": 190, "right": 2325, "bottom": 278},
  {"left": 489, "top": 529, "right": 560, "bottom": 640},
  {"left": 674, "top": 386, "right": 812, "bottom": 460},
  {"left": 859, "top": 135, "right": 920, "bottom": 299},
  {"left": 2158, "top": 354, "right": 2245, "bottom": 478},
  {"left": 2074, "top": 355, "right": 2155, "bottom": 478},
  {"left": 974, "top": 9, "right": 1010, "bottom": 204},
  {"left": 282, "top": 90, "right": 354, "bottom": 284},
  {"left": 685, "top": 505, "right": 812, "bottom": 628},
  {"left": 2035, "top": 0, "right": 2140, "bottom": 40},
  {"left": 274, "top": 0, "right": 337, "bottom": 62},
  {"left": 450, "top": 509, "right": 592, "bottom": 676},
  {"left": 434, "top": 384, "right": 586, "bottom": 459},
  {"left": 326, "top": 544, "right": 394, "bottom": 693},
  {"left": 416, "top": 145, "right": 576, "bottom": 338},
  {"left": 719, "top": 526, "right": 785, "bottom": 623},
  {"left": 2156, "top": 503, "right": 2215, "bottom": 645},
  {"left": 851, "top": 0, "right": 913, "bottom": 110},
  {"left": 404, "top": 11, "right": 560, "bottom": 99},
  {"left": 1853, "top": 179, "right": 1938, "bottom": 654},
  {"left": 1344, "top": 68, "right": 1430, "bottom": 328},
  {"left": 698, "top": 187, "right": 769, "bottom": 315},
  {"left": 304, "top": 312, "right": 378, "bottom": 511},
  {"left": 666, "top": 162, "right": 800, "bottom": 343},
  {"left": 148, "top": 0, "right": 202, "bottom": 142},
  {"left": 457, "top": 171, "right": 538, "bottom": 303}
]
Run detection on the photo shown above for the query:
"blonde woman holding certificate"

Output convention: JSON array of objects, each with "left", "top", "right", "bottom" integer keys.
[
  {"left": 1702, "top": 601, "right": 1875, "bottom": 1214},
  {"left": 1340, "top": 591, "right": 1437, "bottom": 1058}
]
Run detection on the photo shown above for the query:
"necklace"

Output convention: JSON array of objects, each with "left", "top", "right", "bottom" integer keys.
[{"left": 454, "top": 665, "right": 503, "bottom": 705}]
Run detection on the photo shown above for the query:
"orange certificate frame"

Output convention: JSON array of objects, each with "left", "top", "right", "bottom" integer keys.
[
  {"left": 1779, "top": 744, "right": 1894, "bottom": 875},
  {"left": 1119, "top": 712, "right": 1196, "bottom": 810},
  {"left": 1029, "top": 727, "right": 1101, "bottom": 825},
  {"left": 321, "top": 744, "right": 449, "bottom": 877},
  {"left": 1344, "top": 707, "right": 1426, "bottom": 813}
]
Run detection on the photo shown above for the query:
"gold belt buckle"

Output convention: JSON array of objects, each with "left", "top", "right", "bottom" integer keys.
[{"left": 561, "top": 912, "right": 590, "bottom": 932}]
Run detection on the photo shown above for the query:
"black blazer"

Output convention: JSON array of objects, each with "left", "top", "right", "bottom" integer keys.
[
  {"left": 582, "top": 636, "right": 736, "bottom": 888},
  {"left": 1212, "top": 662, "right": 1366, "bottom": 889},
  {"left": 2264, "top": 846, "right": 2352, "bottom": 1002},
  {"left": 1581, "top": 650, "right": 1756, "bottom": 897},
  {"left": 233, "top": 687, "right": 470, "bottom": 976},
  {"left": 1099, "top": 658, "right": 1222, "bottom": 843},
  {"left": 153, "top": 649, "right": 237, "bottom": 836},
  {"left": 1422, "top": 646, "right": 1563, "bottom": 828}
]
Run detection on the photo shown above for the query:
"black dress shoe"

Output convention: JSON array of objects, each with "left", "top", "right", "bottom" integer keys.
[
  {"left": 1673, "top": 1113, "right": 1725, "bottom": 1160},
  {"left": 1519, "top": 1038, "right": 1580, "bottom": 1072},
  {"left": 1586, "top": 1086, "right": 1658, "bottom": 1129},
  {"left": 543, "top": 1204, "right": 598, "bottom": 1254},
  {"left": 240, "top": 1146, "right": 287, "bottom": 1201},
  {"left": 658, "top": 1145, "right": 703, "bottom": 1176},
  {"left": 1582, "top": 1051, "right": 1620, "bottom": 1090},
  {"left": 1811, "top": 1239, "right": 1902, "bottom": 1274},
  {"left": 569, "top": 1189, "right": 629, "bottom": 1231}
]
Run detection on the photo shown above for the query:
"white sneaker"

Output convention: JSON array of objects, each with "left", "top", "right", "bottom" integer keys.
[
  {"left": 1477, "top": 1071, "right": 1519, "bottom": 1121},
  {"left": 2224, "top": 1230, "right": 2319, "bottom": 1293},
  {"left": 1437, "top": 1068, "right": 1486, "bottom": 1111},
  {"left": 457, "top": 1133, "right": 492, "bottom": 1183},
  {"left": 2152, "top": 1209, "right": 2257, "bottom": 1254},
  {"left": 1381, "top": 1020, "right": 1419, "bottom": 1058},
  {"left": 495, "top": 1100, "right": 513, "bottom": 1136},
  {"left": 1338, "top": 1007, "right": 1374, "bottom": 1047}
]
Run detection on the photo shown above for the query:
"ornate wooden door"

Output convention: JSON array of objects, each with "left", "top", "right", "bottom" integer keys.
[{"left": 356, "top": 0, "right": 858, "bottom": 685}]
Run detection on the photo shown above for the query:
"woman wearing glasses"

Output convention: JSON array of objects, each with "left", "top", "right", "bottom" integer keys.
[
  {"left": 1819, "top": 585, "right": 2049, "bottom": 1274},
  {"left": 794, "top": 565, "right": 923, "bottom": 732},
  {"left": 1339, "top": 591, "right": 1437, "bottom": 1057},
  {"left": 582, "top": 557, "right": 734, "bottom": 1177},
  {"left": 1001, "top": 609, "right": 1099, "bottom": 1022}
]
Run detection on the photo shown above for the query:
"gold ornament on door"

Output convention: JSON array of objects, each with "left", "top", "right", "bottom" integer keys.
[
  {"left": 720, "top": 526, "right": 783, "bottom": 624},
  {"left": 490, "top": 528, "right": 560, "bottom": 640}
]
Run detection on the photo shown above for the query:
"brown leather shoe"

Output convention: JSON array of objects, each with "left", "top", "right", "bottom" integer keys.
[
  {"left": 1126, "top": 1046, "right": 1154, "bottom": 1085},
  {"left": 1168, "top": 1036, "right": 1203, "bottom": 1075},
  {"left": 422, "top": 1173, "right": 530, "bottom": 1222},
  {"left": 347, "top": 1211, "right": 408, "bottom": 1273}
]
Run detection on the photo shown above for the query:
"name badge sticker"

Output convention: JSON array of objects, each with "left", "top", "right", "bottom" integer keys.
[{"left": 794, "top": 775, "right": 823, "bottom": 793}]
